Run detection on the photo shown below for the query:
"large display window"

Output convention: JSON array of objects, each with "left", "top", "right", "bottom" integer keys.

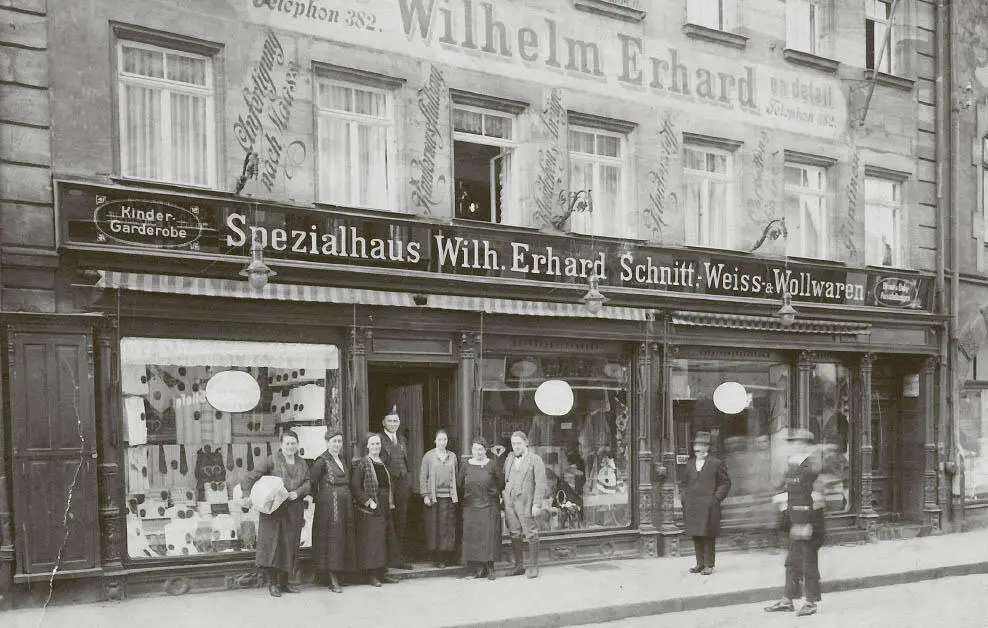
[
  {"left": 479, "top": 353, "right": 632, "bottom": 532},
  {"left": 121, "top": 338, "right": 341, "bottom": 559},
  {"left": 958, "top": 389, "right": 988, "bottom": 502},
  {"left": 809, "top": 363, "right": 852, "bottom": 513}
]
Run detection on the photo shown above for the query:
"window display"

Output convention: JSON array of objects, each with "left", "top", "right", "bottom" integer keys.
[
  {"left": 809, "top": 364, "right": 852, "bottom": 513},
  {"left": 958, "top": 389, "right": 988, "bottom": 501},
  {"left": 480, "top": 354, "right": 632, "bottom": 532},
  {"left": 121, "top": 338, "right": 341, "bottom": 559}
]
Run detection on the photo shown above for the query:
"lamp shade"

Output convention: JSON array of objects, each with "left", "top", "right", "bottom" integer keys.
[
  {"left": 534, "top": 379, "right": 575, "bottom": 416},
  {"left": 713, "top": 381, "right": 749, "bottom": 415}
]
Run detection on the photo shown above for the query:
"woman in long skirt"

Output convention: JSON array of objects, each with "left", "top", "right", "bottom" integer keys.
[
  {"left": 242, "top": 430, "right": 310, "bottom": 597},
  {"left": 458, "top": 436, "right": 504, "bottom": 580},
  {"left": 350, "top": 432, "right": 400, "bottom": 587},
  {"left": 309, "top": 430, "right": 355, "bottom": 592},
  {"left": 419, "top": 428, "right": 459, "bottom": 567}
]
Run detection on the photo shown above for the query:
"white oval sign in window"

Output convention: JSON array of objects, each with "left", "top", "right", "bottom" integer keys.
[
  {"left": 713, "top": 381, "right": 749, "bottom": 415},
  {"left": 205, "top": 370, "right": 261, "bottom": 413},
  {"left": 534, "top": 379, "right": 575, "bottom": 416}
]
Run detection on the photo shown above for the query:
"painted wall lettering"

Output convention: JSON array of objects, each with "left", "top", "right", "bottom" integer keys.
[
  {"left": 838, "top": 150, "right": 861, "bottom": 257},
  {"left": 410, "top": 65, "right": 447, "bottom": 215},
  {"left": 534, "top": 88, "right": 566, "bottom": 229},
  {"left": 642, "top": 113, "right": 677, "bottom": 239},
  {"left": 746, "top": 130, "right": 776, "bottom": 225}
]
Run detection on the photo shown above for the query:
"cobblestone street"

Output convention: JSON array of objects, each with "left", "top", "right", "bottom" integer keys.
[{"left": 581, "top": 575, "right": 988, "bottom": 628}]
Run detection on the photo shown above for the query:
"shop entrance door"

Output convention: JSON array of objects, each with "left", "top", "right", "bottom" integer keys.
[
  {"left": 871, "top": 358, "right": 925, "bottom": 522},
  {"left": 367, "top": 366, "right": 455, "bottom": 561}
]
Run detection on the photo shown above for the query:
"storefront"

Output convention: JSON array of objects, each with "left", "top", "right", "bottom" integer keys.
[{"left": 0, "top": 179, "right": 944, "bottom": 603}]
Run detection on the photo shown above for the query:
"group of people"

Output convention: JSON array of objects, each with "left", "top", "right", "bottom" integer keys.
[
  {"left": 241, "top": 408, "right": 549, "bottom": 598},
  {"left": 680, "top": 428, "right": 827, "bottom": 617}
]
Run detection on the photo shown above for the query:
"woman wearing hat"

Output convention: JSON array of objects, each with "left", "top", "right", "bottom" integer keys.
[
  {"left": 680, "top": 431, "right": 732, "bottom": 575},
  {"left": 309, "top": 430, "right": 356, "bottom": 592}
]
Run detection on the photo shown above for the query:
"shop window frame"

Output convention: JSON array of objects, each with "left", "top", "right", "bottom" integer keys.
[{"left": 961, "top": 341, "right": 988, "bottom": 505}]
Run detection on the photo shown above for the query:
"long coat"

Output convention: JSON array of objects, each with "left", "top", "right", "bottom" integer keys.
[
  {"left": 242, "top": 452, "right": 310, "bottom": 571},
  {"left": 681, "top": 456, "right": 731, "bottom": 537},
  {"left": 309, "top": 452, "right": 356, "bottom": 572},
  {"left": 350, "top": 456, "right": 400, "bottom": 570},
  {"left": 778, "top": 456, "right": 827, "bottom": 548}
]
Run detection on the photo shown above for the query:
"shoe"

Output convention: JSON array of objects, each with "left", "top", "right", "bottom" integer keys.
[
  {"left": 368, "top": 575, "right": 382, "bottom": 588},
  {"left": 510, "top": 538, "right": 526, "bottom": 576},
  {"left": 268, "top": 584, "right": 282, "bottom": 597},
  {"left": 764, "top": 600, "right": 795, "bottom": 613},
  {"left": 526, "top": 538, "right": 540, "bottom": 579},
  {"left": 474, "top": 564, "right": 488, "bottom": 579},
  {"left": 701, "top": 567, "right": 714, "bottom": 575},
  {"left": 487, "top": 562, "right": 496, "bottom": 581},
  {"left": 279, "top": 573, "right": 300, "bottom": 593},
  {"left": 327, "top": 572, "right": 343, "bottom": 594},
  {"left": 379, "top": 574, "right": 400, "bottom": 584},
  {"left": 688, "top": 566, "right": 704, "bottom": 574},
  {"left": 797, "top": 603, "right": 818, "bottom": 617}
]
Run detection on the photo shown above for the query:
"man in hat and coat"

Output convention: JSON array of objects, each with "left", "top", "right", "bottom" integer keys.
[
  {"left": 765, "top": 428, "right": 827, "bottom": 617},
  {"left": 680, "top": 431, "right": 732, "bottom": 575}
]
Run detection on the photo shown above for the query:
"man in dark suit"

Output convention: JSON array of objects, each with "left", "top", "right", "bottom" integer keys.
[
  {"left": 765, "top": 428, "right": 827, "bottom": 617},
  {"left": 379, "top": 406, "right": 414, "bottom": 570},
  {"left": 680, "top": 431, "right": 732, "bottom": 575}
]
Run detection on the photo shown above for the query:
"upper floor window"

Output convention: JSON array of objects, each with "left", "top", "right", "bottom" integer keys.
[
  {"left": 316, "top": 78, "right": 397, "bottom": 210},
  {"left": 686, "top": 0, "right": 738, "bottom": 32},
  {"left": 864, "top": 175, "right": 904, "bottom": 267},
  {"left": 117, "top": 41, "right": 215, "bottom": 187},
  {"left": 784, "top": 161, "right": 829, "bottom": 259},
  {"left": 865, "top": 0, "right": 894, "bottom": 74},
  {"left": 568, "top": 126, "right": 628, "bottom": 238},
  {"left": 453, "top": 103, "right": 521, "bottom": 226},
  {"left": 683, "top": 141, "right": 737, "bottom": 249},
  {"left": 786, "top": 0, "right": 833, "bottom": 57}
]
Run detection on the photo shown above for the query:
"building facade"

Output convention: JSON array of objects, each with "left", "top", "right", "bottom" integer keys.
[{"left": 0, "top": 0, "right": 947, "bottom": 608}]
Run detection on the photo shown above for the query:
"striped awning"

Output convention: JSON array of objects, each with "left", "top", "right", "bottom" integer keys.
[
  {"left": 96, "top": 271, "right": 648, "bottom": 321},
  {"left": 671, "top": 311, "right": 871, "bottom": 335}
]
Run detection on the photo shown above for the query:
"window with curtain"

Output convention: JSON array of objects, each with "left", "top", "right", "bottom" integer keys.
[
  {"left": 683, "top": 145, "right": 735, "bottom": 249},
  {"left": 120, "top": 338, "right": 341, "bottom": 559},
  {"left": 686, "top": 0, "right": 737, "bottom": 31},
  {"left": 785, "top": 0, "right": 832, "bottom": 56},
  {"left": 864, "top": 176, "right": 904, "bottom": 267},
  {"left": 316, "top": 79, "right": 395, "bottom": 210},
  {"left": 568, "top": 126, "right": 626, "bottom": 238},
  {"left": 784, "top": 162, "right": 829, "bottom": 259},
  {"left": 865, "top": 0, "right": 894, "bottom": 73},
  {"left": 452, "top": 105, "right": 519, "bottom": 226},
  {"left": 117, "top": 42, "right": 215, "bottom": 187}
]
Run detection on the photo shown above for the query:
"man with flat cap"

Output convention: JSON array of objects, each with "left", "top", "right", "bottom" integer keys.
[
  {"left": 680, "top": 431, "right": 732, "bottom": 575},
  {"left": 765, "top": 428, "right": 827, "bottom": 617}
]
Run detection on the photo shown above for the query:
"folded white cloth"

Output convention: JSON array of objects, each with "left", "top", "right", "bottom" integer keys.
[
  {"left": 121, "top": 365, "right": 150, "bottom": 396},
  {"left": 123, "top": 398, "right": 148, "bottom": 446},
  {"left": 249, "top": 476, "right": 289, "bottom": 514}
]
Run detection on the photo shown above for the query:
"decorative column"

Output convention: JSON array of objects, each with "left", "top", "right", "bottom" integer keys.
[
  {"left": 858, "top": 353, "right": 879, "bottom": 534},
  {"left": 798, "top": 351, "right": 813, "bottom": 432},
  {"left": 0, "top": 332, "right": 11, "bottom": 611},
  {"left": 347, "top": 328, "right": 370, "bottom": 460},
  {"left": 922, "top": 357, "right": 942, "bottom": 531},
  {"left": 635, "top": 342, "right": 659, "bottom": 557},
  {"left": 657, "top": 343, "right": 682, "bottom": 556},
  {"left": 97, "top": 319, "right": 126, "bottom": 600},
  {"left": 457, "top": 332, "right": 479, "bottom": 458}
]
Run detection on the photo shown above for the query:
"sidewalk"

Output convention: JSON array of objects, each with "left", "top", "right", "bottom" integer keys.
[{"left": 7, "top": 528, "right": 988, "bottom": 628}]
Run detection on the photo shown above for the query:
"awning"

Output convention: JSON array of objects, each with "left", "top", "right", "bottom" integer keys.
[
  {"left": 95, "top": 271, "right": 649, "bottom": 321},
  {"left": 671, "top": 311, "right": 871, "bottom": 335}
]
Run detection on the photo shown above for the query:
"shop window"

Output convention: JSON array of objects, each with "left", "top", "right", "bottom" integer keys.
[
  {"left": 480, "top": 354, "right": 632, "bottom": 532},
  {"left": 120, "top": 338, "right": 341, "bottom": 560},
  {"left": 865, "top": 0, "right": 894, "bottom": 74},
  {"left": 982, "top": 137, "right": 988, "bottom": 243},
  {"left": 452, "top": 104, "right": 520, "bottom": 225},
  {"left": 316, "top": 77, "right": 397, "bottom": 210},
  {"left": 568, "top": 125, "right": 628, "bottom": 238},
  {"left": 671, "top": 357, "right": 791, "bottom": 525},
  {"left": 808, "top": 363, "right": 852, "bottom": 513},
  {"left": 785, "top": 0, "right": 833, "bottom": 57},
  {"left": 116, "top": 41, "right": 216, "bottom": 187},
  {"left": 686, "top": 0, "right": 739, "bottom": 32},
  {"left": 864, "top": 175, "right": 905, "bottom": 268},
  {"left": 784, "top": 160, "right": 830, "bottom": 259},
  {"left": 683, "top": 139, "right": 739, "bottom": 249},
  {"left": 958, "top": 389, "right": 988, "bottom": 502}
]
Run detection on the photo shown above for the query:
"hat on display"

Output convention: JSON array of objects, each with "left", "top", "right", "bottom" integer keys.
[
  {"left": 786, "top": 428, "right": 815, "bottom": 443},
  {"left": 694, "top": 431, "right": 712, "bottom": 445}
]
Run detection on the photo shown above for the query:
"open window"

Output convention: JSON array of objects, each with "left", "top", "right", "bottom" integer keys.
[{"left": 452, "top": 103, "right": 521, "bottom": 226}]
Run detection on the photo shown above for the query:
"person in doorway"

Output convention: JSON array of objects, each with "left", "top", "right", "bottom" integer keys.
[
  {"left": 420, "top": 428, "right": 459, "bottom": 567},
  {"left": 502, "top": 431, "right": 548, "bottom": 579},
  {"left": 459, "top": 436, "right": 504, "bottom": 580},
  {"left": 242, "top": 430, "right": 310, "bottom": 598},
  {"left": 309, "top": 431, "right": 355, "bottom": 593},
  {"left": 681, "top": 431, "right": 732, "bottom": 575},
  {"left": 765, "top": 428, "right": 827, "bottom": 617},
  {"left": 379, "top": 406, "right": 414, "bottom": 570},
  {"left": 351, "top": 433, "right": 401, "bottom": 587}
]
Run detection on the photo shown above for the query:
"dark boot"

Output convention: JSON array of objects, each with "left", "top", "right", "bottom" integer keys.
[
  {"left": 368, "top": 571, "right": 382, "bottom": 587},
  {"left": 526, "top": 538, "right": 540, "bottom": 579},
  {"left": 266, "top": 569, "right": 281, "bottom": 597},
  {"left": 432, "top": 551, "right": 444, "bottom": 568},
  {"left": 327, "top": 571, "right": 343, "bottom": 593},
  {"left": 279, "top": 570, "right": 300, "bottom": 594},
  {"left": 474, "top": 562, "right": 488, "bottom": 579},
  {"left": 445, "top": 551, "right": 459, "bottom": 567},
  {"left": 487, "top": 561, "right": 496, "bottom": 581},
  {"left": 510, "top": 538, "right": 526, "bottom": 576},
  {"left": 378, "top": 568, "right": 399, "bottom": 584}
]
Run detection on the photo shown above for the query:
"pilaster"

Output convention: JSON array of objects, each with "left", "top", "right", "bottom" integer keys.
[
  {"left": 922, "top": 357, "right": 942, "bottom": 531},
  {"left": 858, "top": 353, "right": 879, "bottom": 535},
  {"left": 636, "top": 341, "right": 659, "bottom": 557},
  {"left": 657, "top": 342, "right": 681, "bottom": 556},
  {"left": 457, "top": 332, "right": 480, "bottom": 458}
]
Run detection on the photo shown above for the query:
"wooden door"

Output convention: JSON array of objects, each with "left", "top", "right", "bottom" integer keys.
[
  {"left": 9, "top": 332, "right": 99, "bottom": 574},
  {"left": 385, "top": 382, "right": 425, "bottom": 493},
  {"left": 898, "top": 370, "right": 926, "bottom": 522}
]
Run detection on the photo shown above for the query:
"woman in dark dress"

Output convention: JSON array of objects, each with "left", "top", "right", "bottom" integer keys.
[
  {"left": 458, "top": 436, "right": 504, "bottom": 580},
  {"left": 309, "top": 430, "right": 355, "bottom": 593},
  {"left": 350, "top": 432, "right": 400, "bottom": 587},
  {"left": 419, "top": 428, "right": 459, "bottom": 567},
  {"left": 242, "top": 430, "right": 310, "bottom": 597}
]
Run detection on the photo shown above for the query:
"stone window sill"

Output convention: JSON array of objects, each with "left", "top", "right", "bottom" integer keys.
[
  {"left": 783, "top": 49, "right": 840, "bottom": 74},
  {"left": 573, "top": 0, "right": 646, "bottom": 23},
  {"left": 864, "top": 70, "right": 915, "bottom": 92},
  {"left": 682, "top": 23, "right": 747, "bottom": 50}
]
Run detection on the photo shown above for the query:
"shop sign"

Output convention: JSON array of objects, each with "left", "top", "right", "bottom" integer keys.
[{"left": 58, "top": 181, "right": 934, "bottom": 312}]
